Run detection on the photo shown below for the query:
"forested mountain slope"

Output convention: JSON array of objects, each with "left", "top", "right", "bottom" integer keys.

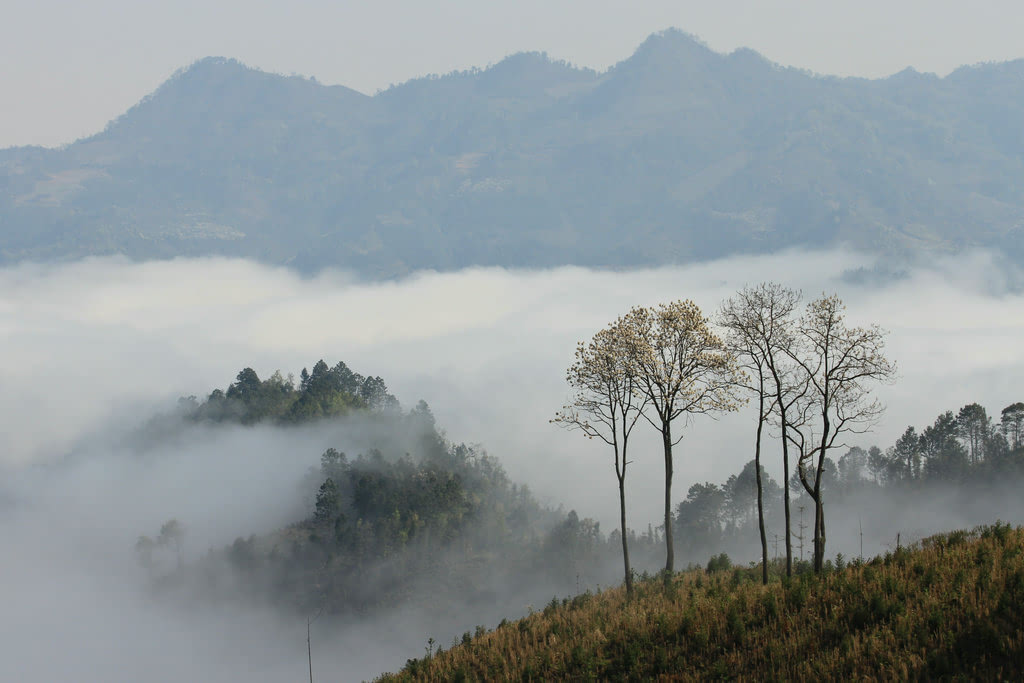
[
  {"left": 138, "top": 360, "right": 629, "bottom": 619},
  {"left": 3, "top": 30, "right": 1024, "bottom": 275}
]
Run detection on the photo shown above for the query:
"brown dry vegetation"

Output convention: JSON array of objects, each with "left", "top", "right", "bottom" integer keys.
[{"left": 375, "top": 523, "right": 1024, "bottom": 681}]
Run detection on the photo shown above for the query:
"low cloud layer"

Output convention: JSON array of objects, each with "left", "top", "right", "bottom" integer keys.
[
  {"left": 1, "top": 250, "right": 1022, "bottom": 680},
  {"left": 2, "top": 251, "right": 1022, "bottom": 516}
]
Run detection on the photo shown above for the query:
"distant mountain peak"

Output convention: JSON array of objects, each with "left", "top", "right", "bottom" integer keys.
[
  {"left": 171, "top": 56, "right": 254, "bottom": 82},
  {"left": 480, "top": 51, "right": 596, "bottom": 91},
  {"left": 641, "top": 28, "right": 712, "bottom": 49},
  {"left": 494, "top": 51, "right": 554, "bottom": 68},
  {"left": 6, "top": 30, "right": 1024, "bottom": 275},
  {"left": 947, "top": 57, "right": 1024, "bottom": 85},
  {"left": 889, "top": 66, "right": 924, "bottom": 78},
  {"left": 629, "top": 28, "right": 716, "bottom": 62},
  {"left": 726, "top": 46, "right": 771, "bottom": 65},
  {"left": 605, "top": 28, "right": 724, "bottom": 83},
  {"left": 186, "top": 56, "right": 245, "bottom": 70}
]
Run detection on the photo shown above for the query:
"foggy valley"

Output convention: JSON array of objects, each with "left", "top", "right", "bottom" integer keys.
[
  {"left": 4, "top": 9, "right": 1024, "bottom": 680},
  {"left": 1, "top": 251, "right": 1022, "bottom": 680}
]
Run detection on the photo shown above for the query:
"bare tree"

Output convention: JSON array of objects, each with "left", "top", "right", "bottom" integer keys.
[
  {"left": 619, "top": 301, "right": 745, "bottom": 576},
  {"left": 785, "top": 294, "right": 896, "bottom": 572},
  {"left": 553, "top": 323, "right": 647, "bottom": 595},
  {"left": 719, "top": 283, "right": 801, "bottom": 582}
]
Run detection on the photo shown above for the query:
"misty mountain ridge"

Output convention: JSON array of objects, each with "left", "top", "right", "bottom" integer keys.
[{"left": 3, "top": 29, "right": 1024, "bottom": 275}]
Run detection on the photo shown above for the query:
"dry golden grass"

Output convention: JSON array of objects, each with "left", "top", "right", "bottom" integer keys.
[{"left": 375, "top": 523, "right": 1024, "bottom": 681}]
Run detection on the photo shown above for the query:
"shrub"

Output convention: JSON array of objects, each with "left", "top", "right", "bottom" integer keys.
[{"left": 706, "top": 552, "right": 732, "bottom": 573}]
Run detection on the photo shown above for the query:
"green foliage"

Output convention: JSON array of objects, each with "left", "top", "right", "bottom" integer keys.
[
  {"left": 191, "top": 404, "right": 611, "bottom": 615},
  {"left": 313, "top": 478, "right": 339, "bottom": 523},
  {"left": 187, "top": 359, "right": 399, "bottom": 425},
  {"left": 705, "top": 552, "right": 731, "bottom": 573},
  {"left": 677, "top": 399, "right": 1024, "bottom": 571}
]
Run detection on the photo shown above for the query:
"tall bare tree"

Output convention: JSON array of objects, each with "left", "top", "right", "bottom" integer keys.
[
  {"left": 719, "top": 283, "right": 801, "bottom": 582},
  {"left": 785, "top": 294, "right": 896, "bottom": 572},
  {"left": 553, "top": 322, "right": 647, "bottom": 595},
  {"left": 619, "top": 301, "right": 745, "bottom": 576}
]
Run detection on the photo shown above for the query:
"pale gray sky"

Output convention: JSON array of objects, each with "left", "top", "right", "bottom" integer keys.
[{"left": 3, "top": 0, "right": 1023, "bottom": 149}]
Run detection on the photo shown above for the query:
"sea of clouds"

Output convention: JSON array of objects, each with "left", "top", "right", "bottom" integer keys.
[{"left": 1, "top": 249, "right": 1022, "bottom": 680}]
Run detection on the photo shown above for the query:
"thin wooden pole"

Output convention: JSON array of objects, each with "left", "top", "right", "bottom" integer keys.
[{"left": 859, "top": 517, "right": 863, "bottom": 559}]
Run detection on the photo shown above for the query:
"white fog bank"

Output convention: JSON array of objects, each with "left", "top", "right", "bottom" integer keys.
[
  {"left": 2, "top": 251, "right": 1023, "bottom": 525},
  {"left": 1, "top": 250, "right": 1022, "bottom": 680}
]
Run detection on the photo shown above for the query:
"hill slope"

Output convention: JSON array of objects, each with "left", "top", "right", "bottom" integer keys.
[
  {"left": 378, "top": 523, "right": 1024, "bottom": 680},
  {"left": 4, "top": 30, "right": 1024, "bottom": 275}
]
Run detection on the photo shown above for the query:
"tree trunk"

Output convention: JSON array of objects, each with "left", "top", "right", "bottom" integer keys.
[
  {"left": 618, "top": 471, "right": 633, "bottom": 596},
  {"left": 755, "top": 392, "right": 768, "bottom": 584},
  {"left": 815, "top": 497, "right": 823, "bottom": 573},
  {"left": 780, "top": 415, "right": 793, "bottom": 577},
  {"left": 811, "top": 469, "right": 826, "bottom": 572},
  {"left": 815, "top": 501, "right": 823, "bottom": 573},
  {"left": 663, "top": 420, "right": 675, "bottom": 577},
  {"left": 772, "top": 371, "right": 794, "bottom": 578},
  {"left": 813, "top": 415, "right": 830, "bottom": 573}
]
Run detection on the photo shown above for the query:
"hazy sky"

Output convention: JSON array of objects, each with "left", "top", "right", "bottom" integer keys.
[{"left": 3, "top": 0, "right": 1024, "bottom": 148}]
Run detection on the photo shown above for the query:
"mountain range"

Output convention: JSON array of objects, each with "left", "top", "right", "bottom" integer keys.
[{"left": 3, "top": 29, "right": 1024, "bottom": 276}]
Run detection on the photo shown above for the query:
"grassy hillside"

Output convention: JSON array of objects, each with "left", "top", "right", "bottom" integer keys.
[{"left": 377, "top": 523, "right": 1024, "bottom": 681}]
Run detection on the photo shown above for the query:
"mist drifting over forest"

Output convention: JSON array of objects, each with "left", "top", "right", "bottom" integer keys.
[{"left": 1, "top": 250, "right": 1023, "bottom": 680}]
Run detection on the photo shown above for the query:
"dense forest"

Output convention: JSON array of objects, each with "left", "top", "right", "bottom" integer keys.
[
  {"left": 180, "top": 359, "right": 399, "bottom": 424},
  {"left": 675, "top": 400, "right": 1024, "bottom": 564},
  {"left": 137, "top": 361, "right": 619, "bottom": 618}
]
